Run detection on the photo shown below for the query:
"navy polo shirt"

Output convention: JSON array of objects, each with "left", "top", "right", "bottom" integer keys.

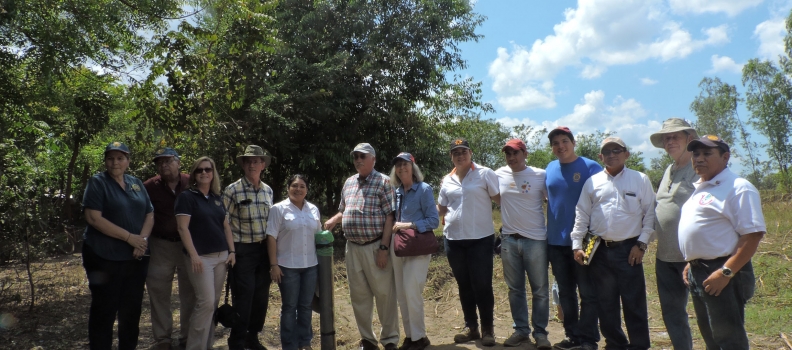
[
  {"left": 175, "top": 189, "right": 229, "bottom": 255},
  {"left": 82, "top": 171, "right": 154, "bottom": 261}
]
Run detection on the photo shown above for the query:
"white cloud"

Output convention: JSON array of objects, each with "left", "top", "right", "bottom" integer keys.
[
  {"left": 641, "top": 78, "right": 658, "bottom": 85},
  {"left": 754, "top": 18, "right": 786, "bottom": 59},
  {"left": 488, "top": 0, "right": 730, "bottom": 111},
  {"left": 539, "top": 90, "right": 664, "bottom": 160},
  {"left": 669, "top": 0, "right": 764, "bottom": 17},
  {"left": 709, "top": 54, "right": 744, "bottom": 73}
]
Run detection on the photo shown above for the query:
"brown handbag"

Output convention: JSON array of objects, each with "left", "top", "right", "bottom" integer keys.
[{"left": 393, "top": 228, "right": 439, "bottom": 257}]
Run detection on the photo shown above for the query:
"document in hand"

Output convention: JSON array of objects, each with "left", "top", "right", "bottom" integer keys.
[{"left": 582, "top": 231, "right": 601, "bottom": 265}]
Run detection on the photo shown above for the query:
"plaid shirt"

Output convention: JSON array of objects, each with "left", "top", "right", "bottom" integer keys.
[
  {"left": 339, "top": 170, "right": 396, "bottom": 243},
  {"left": 223, "top": 177, "right": 274, "bottom": 243}
]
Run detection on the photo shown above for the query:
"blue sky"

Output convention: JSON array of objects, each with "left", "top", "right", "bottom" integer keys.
[{"left": 456, "top": 0, "right": 792, "bottom": 168}]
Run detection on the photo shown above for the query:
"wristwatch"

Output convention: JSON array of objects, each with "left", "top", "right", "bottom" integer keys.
[
  {"left": 379, "top": 245, "right": 389, "bottom": 251},
  {"left": 635, "top": 242, "right": 647, "bottom": 252},
  {"left": 721, "top": 266, "right": 734, "bottom": 278}
]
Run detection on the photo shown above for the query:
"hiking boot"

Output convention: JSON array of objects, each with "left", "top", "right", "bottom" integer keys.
[
  {"left": 398, "top": 338, "right": 413, "bottom": 350},
  {"left": 503, "top": 332, "right": 530, "bottom": 347},
  {"left": 578, "top": 343, "right": 597, "bottom": 350},
  {"left": 553, "top": 337, "right": 580, "bottom": 349},
  {"left": 481, "top": 325, "right": 496, "bottom": 347},
  {"left": 535, "top": 334, "right": 552, "bottom": 350},
  {"left": 245, "top": 337, "right": 268, "bottom": 350},
  {"left": 407, "top": 337, "right": 430, "bottom": 350},
  {"left": 453, "top": 326, "right": 481, "bottom": 343},
  {"left": 153, "top": 343, "right": 171, "bottom": 350}
]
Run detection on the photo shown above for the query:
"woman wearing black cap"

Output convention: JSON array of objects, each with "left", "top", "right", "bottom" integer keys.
[
  {"left": 82, "top": 141, "right": 154, "bottom": 350},
  {"left": 388, "top": 153, "right": 439, "bottom": 350}
]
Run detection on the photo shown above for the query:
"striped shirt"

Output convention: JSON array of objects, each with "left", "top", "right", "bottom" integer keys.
[
  {"left": 223, "top": 177, "right": 274, "bottom": 243},
  {"left": 338, "top": 170, "right": 396, "bottom": 244}
]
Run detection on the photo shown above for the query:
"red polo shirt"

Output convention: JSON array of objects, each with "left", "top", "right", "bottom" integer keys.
[{"left": 144, "top": 173, "right": 190, "bottom": 240}]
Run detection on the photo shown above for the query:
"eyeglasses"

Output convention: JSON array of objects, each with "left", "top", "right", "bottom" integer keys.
[
  {"left": 194, "top": 167, "right": 213, "bottom": 174},
  {"left": 601, "top": 149, "right": 626, "bottom": 156},
  {"left": 352, "top": 153, "right": 368, "bottom": 160}
]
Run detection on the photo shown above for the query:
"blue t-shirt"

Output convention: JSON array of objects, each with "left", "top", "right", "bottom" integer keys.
[
  {"left": 175, "top": 189, "right": 229, "bottom": 255},
  {"left": 82, "top": 171, "right": 154, "bottom": 261},
  {"left": 545, "top": 157, "right": 603, "bottom": 246},
  {"left": 395, "top": 182, "right": 440, "bottom": 233}
]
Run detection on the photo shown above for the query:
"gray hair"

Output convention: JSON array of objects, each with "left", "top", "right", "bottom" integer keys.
[{"left": 389, "top": 162, "right": 425, "bottom": 187}]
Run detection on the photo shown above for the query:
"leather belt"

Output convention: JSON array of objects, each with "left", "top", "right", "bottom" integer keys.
[{"left": 602, "top": 236, "right": 638, "bottom": 247}]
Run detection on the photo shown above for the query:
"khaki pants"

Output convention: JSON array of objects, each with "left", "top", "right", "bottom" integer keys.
[
  {"left": 346, "top": 241, "right": 399, "bottom": 346},
  {"left": 184, "top": 251, "right": 228, "bottom": 350},
  {"left": 390, "top": 238, "right": 431, "bottom": 340},
  {"left": 146, "top": 237, "right": 195, "bottom": 345}
]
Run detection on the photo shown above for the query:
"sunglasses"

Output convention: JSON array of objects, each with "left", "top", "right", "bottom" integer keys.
[
  {"left": 194, "top": 167, "right": 213, "bottom": 174},
  {"left": 601, "top": 149, "right": 626, "bottom": 156},
  {"left": 352, "top": 153, "right": 368, "bottom": 160}
]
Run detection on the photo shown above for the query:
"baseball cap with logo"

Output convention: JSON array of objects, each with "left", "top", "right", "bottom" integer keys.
[
  {"left": 104, "top": 141, "right": 130, "bottom": 155},
  {"left": 449, "top": 138, "right": 471, "bottom": 152},
  {"left": 152, "top": 148, "right": 180, "bottom": 162},
  {"left": 687, "top": 134, "right": 730, "bottom": 153},
  {"left": 391, "top": 152, "right": 416, "bottom": 165}
]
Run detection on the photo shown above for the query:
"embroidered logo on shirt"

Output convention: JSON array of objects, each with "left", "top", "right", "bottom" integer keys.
[
  {"left": 215, "top": 200, "right": 222, "bottom": 207},
  {"left": 698, "top": 193, "right": 714, "bottom": 206},
  {"left": 131, "top": 184, "right": 141, "bottom": 192},
  {"left": 573, "top": 173, "right": 581, "bottom": 182},
  {"left": 520, "top": 181, "right": 531, "bottom": 193}
]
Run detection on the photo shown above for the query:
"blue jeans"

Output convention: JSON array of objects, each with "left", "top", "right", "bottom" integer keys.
[
  {"left": 548, "top": 244, "right": 600, "bottom": 346},
  {"left": 445, "top": 234, "right": 495, "bottom": 328},
  {"left": 278, "top": 265, "right": 318, "bottom": 350},
  {"left": 688, "top": 257, "right": 755, "bottom": 350},
  {"left": 590, "top": 239, "right": 650, "bottom": 350},
  {"left": 500, "top": 235, "right": 549, "bottom": 338},
  {"left": 655, "top": 259, "right": 692, "bottom": 350}
]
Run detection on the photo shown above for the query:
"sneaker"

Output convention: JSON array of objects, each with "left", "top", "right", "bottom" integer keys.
[
  {"left": 503, "top": 332, "right": 531, "bottom": 347},
  {"left": 453, "top": 326, "right": 481, "bottom": 343},
  {"left": 154, "top": 343, "right": 172, "bottom": 350},
  {"left": 298, "top": 347, "right": 313, "bottom": 350},
  {"left": 535, "top": 334, "right": 552, "bottom": 350},
  {"left": 407, "top": 337, "right": 430, "bottom": 350},
  {"left": 398, "top": 338, "right": 413, "bottom": 350},
  {"left": 481, "top": 326, "right": 496, "bottom": 347},
  {"left": 553, "top": 337, "right": 580, "bottom": 350},
  {"left": 578, "top": 343, "right": 597, "bottom": 350}
]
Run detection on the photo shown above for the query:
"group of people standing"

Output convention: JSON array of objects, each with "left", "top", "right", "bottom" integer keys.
[
  {"left": 80, "top": 115, "right": 765, "bottom": 350},
  {"left": 81, "top": 143, "right": 316, "bottom": 350}
]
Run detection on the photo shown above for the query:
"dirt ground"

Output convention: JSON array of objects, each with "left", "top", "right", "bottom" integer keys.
[{"left": 0, "top": 253, "right": 787, "bottom": 349}]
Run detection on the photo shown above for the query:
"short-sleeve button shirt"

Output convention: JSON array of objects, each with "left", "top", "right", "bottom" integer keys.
[
  {"left": 175, "top": 189, "right": 229, "bottom": 255},
  {"left": 82, "top": 172, "right": 154, "bottom": 261},
  {"left": 678, "top": 168, "right": 766, "bottom": 261},
  {"left": 223, "top": 177, "right": 274, "bottom": 243},
  {"left": 438, "top": 162, "right": 500, "bottom": 240},
  {"left": 338, "top": 170, "right": 396, "bottom": 244},
  {"left": 266, "top": 199, "right": 321, "bottom": 268}
]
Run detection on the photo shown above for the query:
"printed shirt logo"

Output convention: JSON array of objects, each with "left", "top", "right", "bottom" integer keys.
[
  {"left": 699, "top": 193, "right": 714, "bottom": 205},
  {"left": 520, "top": 180, "right": 531, "bottom": 193},
  {"left": 509, "top": 182, "right": 516, "bottom": 188},
  {"left": 131, "top": 184, "right": 141, "bottom": 192},
  {"left": 573, "top": 173, "right": 581, "bottom": 182},
  {"left": 215, "top": 200, "right": 222, "bottom": 207}
]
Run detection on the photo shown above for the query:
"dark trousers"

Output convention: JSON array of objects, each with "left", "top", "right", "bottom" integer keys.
[
  {"left": 655, "top": 259, "right": 692, "bottom": 350},
  {"left": 689, "top": 257, "right": 755, "bottom": 350},
  {"left": 590, "top": 238, "right": 650, "bottom": 350},
  {"left": 82, "top": 243, "right": 149, "bottom": 350},
  {"left": 548, "top": 244, "right": 600, "bottom": 346},
  {"left": 445, "top": 234, "right": 495, "bottom": 328},
  {"left": 228, "top": 242, "right": 272, "bottom": 348}
]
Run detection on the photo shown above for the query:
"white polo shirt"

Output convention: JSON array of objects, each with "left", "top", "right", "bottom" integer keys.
[
  {"left": 439, "top": 162, "right": 499, "bottom": 240},
  {"left": 678, "top": 168, "right": 766, "bottom": 261},
  {"left": 266, "top": 199, "right": 322, "bottom": 268},
  {"left": 571, "top": 167, "right": 656, "bottom": 250},
  {"left": 495, "top": 166, "right": 547, "bottom": 240}
]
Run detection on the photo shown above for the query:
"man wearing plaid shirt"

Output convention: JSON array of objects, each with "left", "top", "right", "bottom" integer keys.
[
  {"left": 222, "top": 145, "right": 274, "bottom": 350},
  {"left": 325, "top": 143, "right": 399, "bottom": 350}
]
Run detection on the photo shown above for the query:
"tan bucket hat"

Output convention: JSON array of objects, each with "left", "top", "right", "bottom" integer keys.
[
  {"left": 236, "top": 145, "right": 274, "bottom": 166},
  {"left": 650, "top": 118, "right": 698, "bottom": 148}
]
